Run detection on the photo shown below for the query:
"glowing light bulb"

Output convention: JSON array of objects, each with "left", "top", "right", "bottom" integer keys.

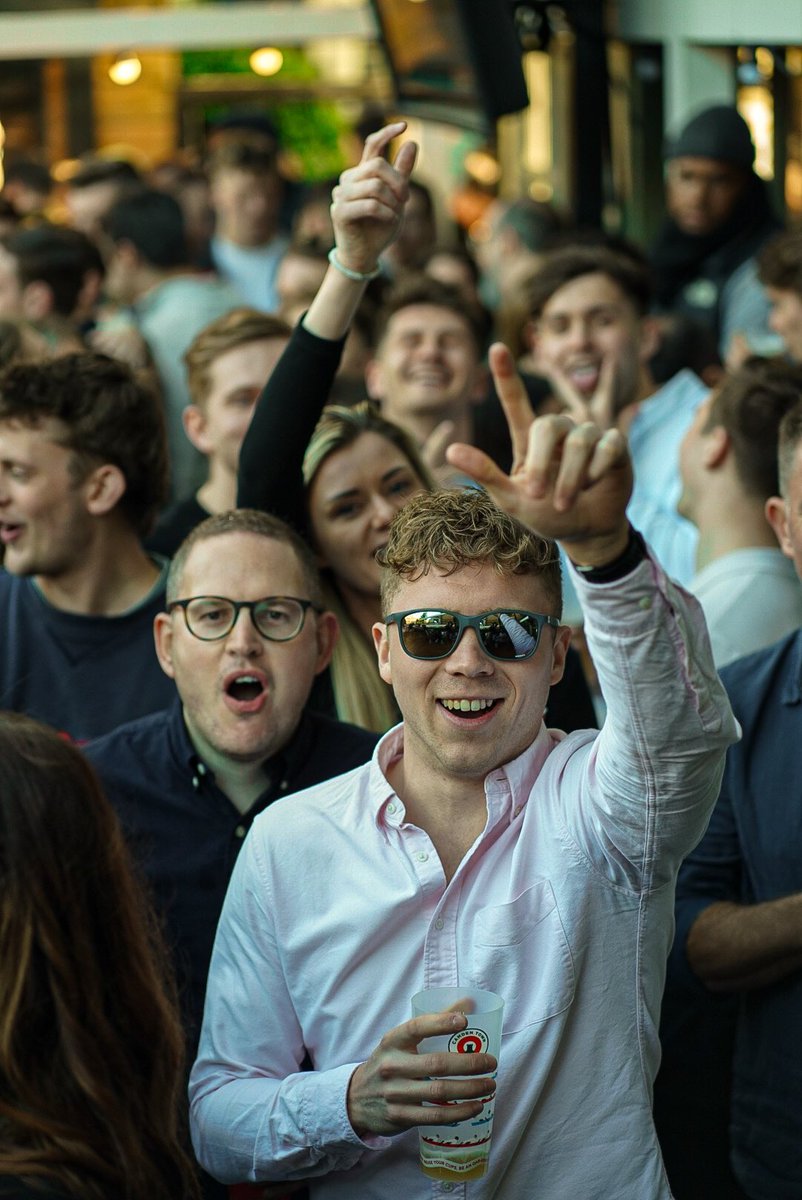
[
  {"left": 109, "top": 53, "right": 142, "bottom": 86},
  {"left": 249, "top": 47, "right": 284, "bottom": 77}
]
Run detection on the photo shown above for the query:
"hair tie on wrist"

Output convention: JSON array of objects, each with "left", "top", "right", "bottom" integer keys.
[{"left": 327, "top": 247, "right": 381, "bottom": 282}]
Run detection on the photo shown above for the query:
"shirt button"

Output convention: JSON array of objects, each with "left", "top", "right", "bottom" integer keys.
[
  {"left": 415, "top": 851, "right": 429, "bottom": 863},
  {"left": 441, "top": 1184, "right": 455, "bottom": 1193},
  {"left": 434, "top": 918, "right": 444, "bottom": 930},
  {"left": 638, "top": 595, "right": 652, "bottom": 611},
  {"left": 514, "top": 804, "right": 523, "bottom": 817},
  {"left": 234, "top": 825, "right": 247, "bottom": 839},
  {"left": 387, "top": 801, "right": 397, "bottom": 815},
  {"left": 279, "top": 779, "right": 289, "bottom": 791}
]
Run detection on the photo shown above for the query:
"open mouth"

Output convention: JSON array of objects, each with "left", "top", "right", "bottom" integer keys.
[
  {"left": 226, "top": 675, "right": 264, "bottom": 703},
  {"left": 566, "top": 363, "right": 600, "bottom": 393},
  {"left": 0, "top": 523, "right": 22, "bottom": 545},
  {"left": 439, "top": 698, "right": 498, "bottom": 719}
]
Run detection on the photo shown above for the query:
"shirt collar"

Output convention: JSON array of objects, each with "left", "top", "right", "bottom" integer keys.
[
  {"left": 166, "top": 694, "right": 315, "bottom": 801},
  {"left": 368, "top": 719, "right": 560, "bottom": 829}
]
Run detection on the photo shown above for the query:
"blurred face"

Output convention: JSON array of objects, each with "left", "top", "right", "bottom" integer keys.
[
  {"left": 190, "top": 337, "right": 288, "bottom": 475},
  {"left": 0, "top": 247, "right": 24, "bottom": 318},
  {"left": 368, "top": 304, "right": 482, "bottom": 426},
  {"left": 276, "top": 253, "right": 327, "bottom": 326},
  {"left": 154, "top": 532, "right": 334, "bottom": 764},
  {"left": 665, "top": 157, "right": 747, "bottom": 237},
  {"left": 65, "top": 181, "right": 120, "bottom": 237},
  {"left": 766, "top": 286, "right": 802, "bottom": 362},
  {"left": 210, "top": 167, "right": 282, "bottom": 247},
  {"left": 373, "top": 561, "right": 568, "bottom": 783},
  {"left": 307, "top": 431, "right": 426, "bottom": 600},
  {"left": 0, "top": 417, "right": 93, "bottom": 577},
  {"left": 532, "top": 272, "right": 648, "bottom": 407}
]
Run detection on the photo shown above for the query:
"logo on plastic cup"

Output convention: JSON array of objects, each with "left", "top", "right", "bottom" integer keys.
[{"left": 448, "top": 1028, "right": 488, "bottom": 1055}]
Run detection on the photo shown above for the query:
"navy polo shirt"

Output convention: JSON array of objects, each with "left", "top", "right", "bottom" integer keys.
[
  {"left": 85, "top": 698, "right": 378, "bottom": 1052},
  {"left": 673, "top": 629, "right": 802, "bottom": 1198}
]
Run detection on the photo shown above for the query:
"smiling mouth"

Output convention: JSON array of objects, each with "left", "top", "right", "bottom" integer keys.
[{"left": 440, "top": 698, "right": 498, "bottom": 718}]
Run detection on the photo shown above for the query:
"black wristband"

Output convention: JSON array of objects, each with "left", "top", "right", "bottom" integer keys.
[{"left": 570, "top": 526, "right": 647, "bottom": 584}]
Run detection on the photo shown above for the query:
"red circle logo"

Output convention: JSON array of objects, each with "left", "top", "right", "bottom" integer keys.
[{"left": 449, "top": 1028, "right": 488, "bottom": 1054}]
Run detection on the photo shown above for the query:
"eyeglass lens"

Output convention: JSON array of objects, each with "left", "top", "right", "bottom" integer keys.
[
  {"left": 398, "top": 610, "right": 539, "bottom": 660},
  {"left": 184, "top": 597, "right": 306, "bottom": 641}
]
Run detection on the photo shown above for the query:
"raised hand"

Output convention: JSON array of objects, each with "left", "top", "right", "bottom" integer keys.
[
  {"left": 534, "top": 350, "right": 625, "bottom": 431},
  {"left": 330, "top": 122, "right": 418, "bottom": 276},
  {"left": 446, "top": 343, "right": 633, "bottom": 567},
  {"left": 346, "top": 1008, "right": 496, "bottom": 1138}
]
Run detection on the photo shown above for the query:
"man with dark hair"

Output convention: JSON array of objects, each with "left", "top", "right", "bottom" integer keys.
[
  {"left": 1, "top": 157, "right": 52, "bottom": 220},
  {"left": 99, "top": 186, "right": 242, "bottom": 501},
  {"left": 64, "top": 156, "right": 142, "bottom": 237},
  {"left": 756, "top": 229, "right": 802, "bottom": 362},
  {"left": 190, "top": 362, "right": 737, "bottom": 1196},
  {"left": 0, "top": 223, "right": 102, "bottom": 352},
  {"left": 678, "top": 356, "right": 802, "bottom": 666},
  {"left": 0, "top": 352, "right": 175, "bottom": 741},
  {"left": 366, "top": 273, "right": 488, "bottom": 460},
  {"left": 207, "top": 141, "right": 289, "bottom": 312},
  {"left": 650, "top": 104, "right": 780, "bottom": 360},
  {"left": 87, "top": 507, "right": 377, "bottom": 1199},
  {"left": 147, "top": 307, "right": 291, "bottom": 557},
  {"left": 524, "top": 242, "right": 708, "bottom": 583},
  {"left": 666, "top": 400, "right": 802, "bottom": 1200}
]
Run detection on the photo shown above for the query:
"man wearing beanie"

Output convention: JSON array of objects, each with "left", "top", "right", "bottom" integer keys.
[{"left": 650, "top": 104, "right": 781, "bottom": 361}]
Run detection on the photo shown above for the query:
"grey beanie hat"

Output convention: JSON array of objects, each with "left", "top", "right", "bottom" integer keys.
[{"left": 666, "top": 105, "right": 755, "bottom": 168}]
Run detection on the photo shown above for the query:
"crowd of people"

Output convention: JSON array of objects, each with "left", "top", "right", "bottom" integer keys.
[{"left": 0, "top": 101, "right": 800, "bottom": 1200}]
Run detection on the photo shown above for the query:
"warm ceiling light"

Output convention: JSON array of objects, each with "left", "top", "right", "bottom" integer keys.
[
  {"left": 249, "top": 47, "right": 284, "bottom": 77},
  {"left": 108, "top": 52, "right": 142, "bottom": 86}
]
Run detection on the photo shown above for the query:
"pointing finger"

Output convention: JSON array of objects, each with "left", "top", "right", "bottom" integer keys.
[{"left": 488, "top": 342, "right": 536, "bottom": 469}]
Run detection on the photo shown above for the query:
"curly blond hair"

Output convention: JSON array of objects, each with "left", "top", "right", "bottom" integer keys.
[{"left": 378, "top": 488, "right": 561, "bottom": 615}]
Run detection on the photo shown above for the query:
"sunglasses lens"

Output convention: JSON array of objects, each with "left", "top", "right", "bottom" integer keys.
[
  {"left": 399, "top": 611, "right": 460, "bottom": 658},
  {"left": 480, "top": 611, "right": 539, "bottom": 659}
]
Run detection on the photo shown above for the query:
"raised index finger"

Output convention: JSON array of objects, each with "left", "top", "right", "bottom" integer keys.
[
  {"left": 360, "top": 121, "right": 408, "bottom": 165},
  {"left": 488, "top": 342, "right": 537, "bottom": 470}
]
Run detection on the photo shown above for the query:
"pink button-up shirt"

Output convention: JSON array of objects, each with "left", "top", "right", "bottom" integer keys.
[{"left": 190, "top": 554, "right": 738, "bottom": 1198}]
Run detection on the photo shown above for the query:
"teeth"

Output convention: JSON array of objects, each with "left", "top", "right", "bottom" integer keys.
[{"left": 442, "top": 699, "right": 495, "bottom": 712}]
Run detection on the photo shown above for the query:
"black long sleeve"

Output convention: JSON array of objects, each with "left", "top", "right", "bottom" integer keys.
[{"left": 237, "top": 321, "right": 345, "bottom": 536}]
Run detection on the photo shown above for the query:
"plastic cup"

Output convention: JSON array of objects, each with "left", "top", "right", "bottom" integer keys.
[{"left": 411, "top": 985, "right": 504, "bottom": 1181}]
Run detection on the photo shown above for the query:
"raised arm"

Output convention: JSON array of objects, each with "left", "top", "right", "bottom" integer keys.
[
  {"left": 237, "top": 123, "right": 417, "bottom": 526},
  {"left": 448, "top": 344, "right": 740, "bottom": 886}
]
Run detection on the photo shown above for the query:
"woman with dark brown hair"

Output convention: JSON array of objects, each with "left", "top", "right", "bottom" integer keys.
[{"left": 0, "top": 712, "right": 199, "bottom": 1200}]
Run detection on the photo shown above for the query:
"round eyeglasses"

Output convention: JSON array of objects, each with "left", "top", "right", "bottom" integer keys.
[
  {"left": 384, "top": 608, "right": 560, "bottom": 662},
  {"left": 167, "top": 595, "right": 319, "bottom": 642}
]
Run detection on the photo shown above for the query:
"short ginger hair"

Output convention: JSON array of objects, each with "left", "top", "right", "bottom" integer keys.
[
  {"left": 378, "top": 488, "right": 561, "bottom": 616},
  {"left": 184, "top": 307, "right": 291, "bottom": 410}
]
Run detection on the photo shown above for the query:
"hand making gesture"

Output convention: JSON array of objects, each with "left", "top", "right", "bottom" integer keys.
[
  {"left": 304, "top": 122, "right": 417, "bottom": 342},
  {"left": 446, "top": 343, "right": 634, "bottom": 568}
]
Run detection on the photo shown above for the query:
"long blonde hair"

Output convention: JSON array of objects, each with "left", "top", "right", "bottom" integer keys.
[{"left": 303, "top": 401, "right": 434, "bottom": 733}]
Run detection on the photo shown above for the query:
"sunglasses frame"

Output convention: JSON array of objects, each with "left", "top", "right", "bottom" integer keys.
[{"left": 384, "top": 608, "right": 561, "bottom": 662}]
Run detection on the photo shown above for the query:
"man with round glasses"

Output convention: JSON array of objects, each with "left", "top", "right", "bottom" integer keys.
[
  {"left": 83, "top": 508, "right": 377, "bottom": 1192},
  {"left": 191, "top": 346, "right": 739, "bottom": 1199}
]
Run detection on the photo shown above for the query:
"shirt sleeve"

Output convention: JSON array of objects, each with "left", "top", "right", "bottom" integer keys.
[
  {"left": 189, "top": 829, "right": 388, "bottom": 1185},
  {"left": 236, "top": 320, "right": 345, "bottom": 534},
  {"left": 558, "top": 551, "right": 740, "bottom": 894}
]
